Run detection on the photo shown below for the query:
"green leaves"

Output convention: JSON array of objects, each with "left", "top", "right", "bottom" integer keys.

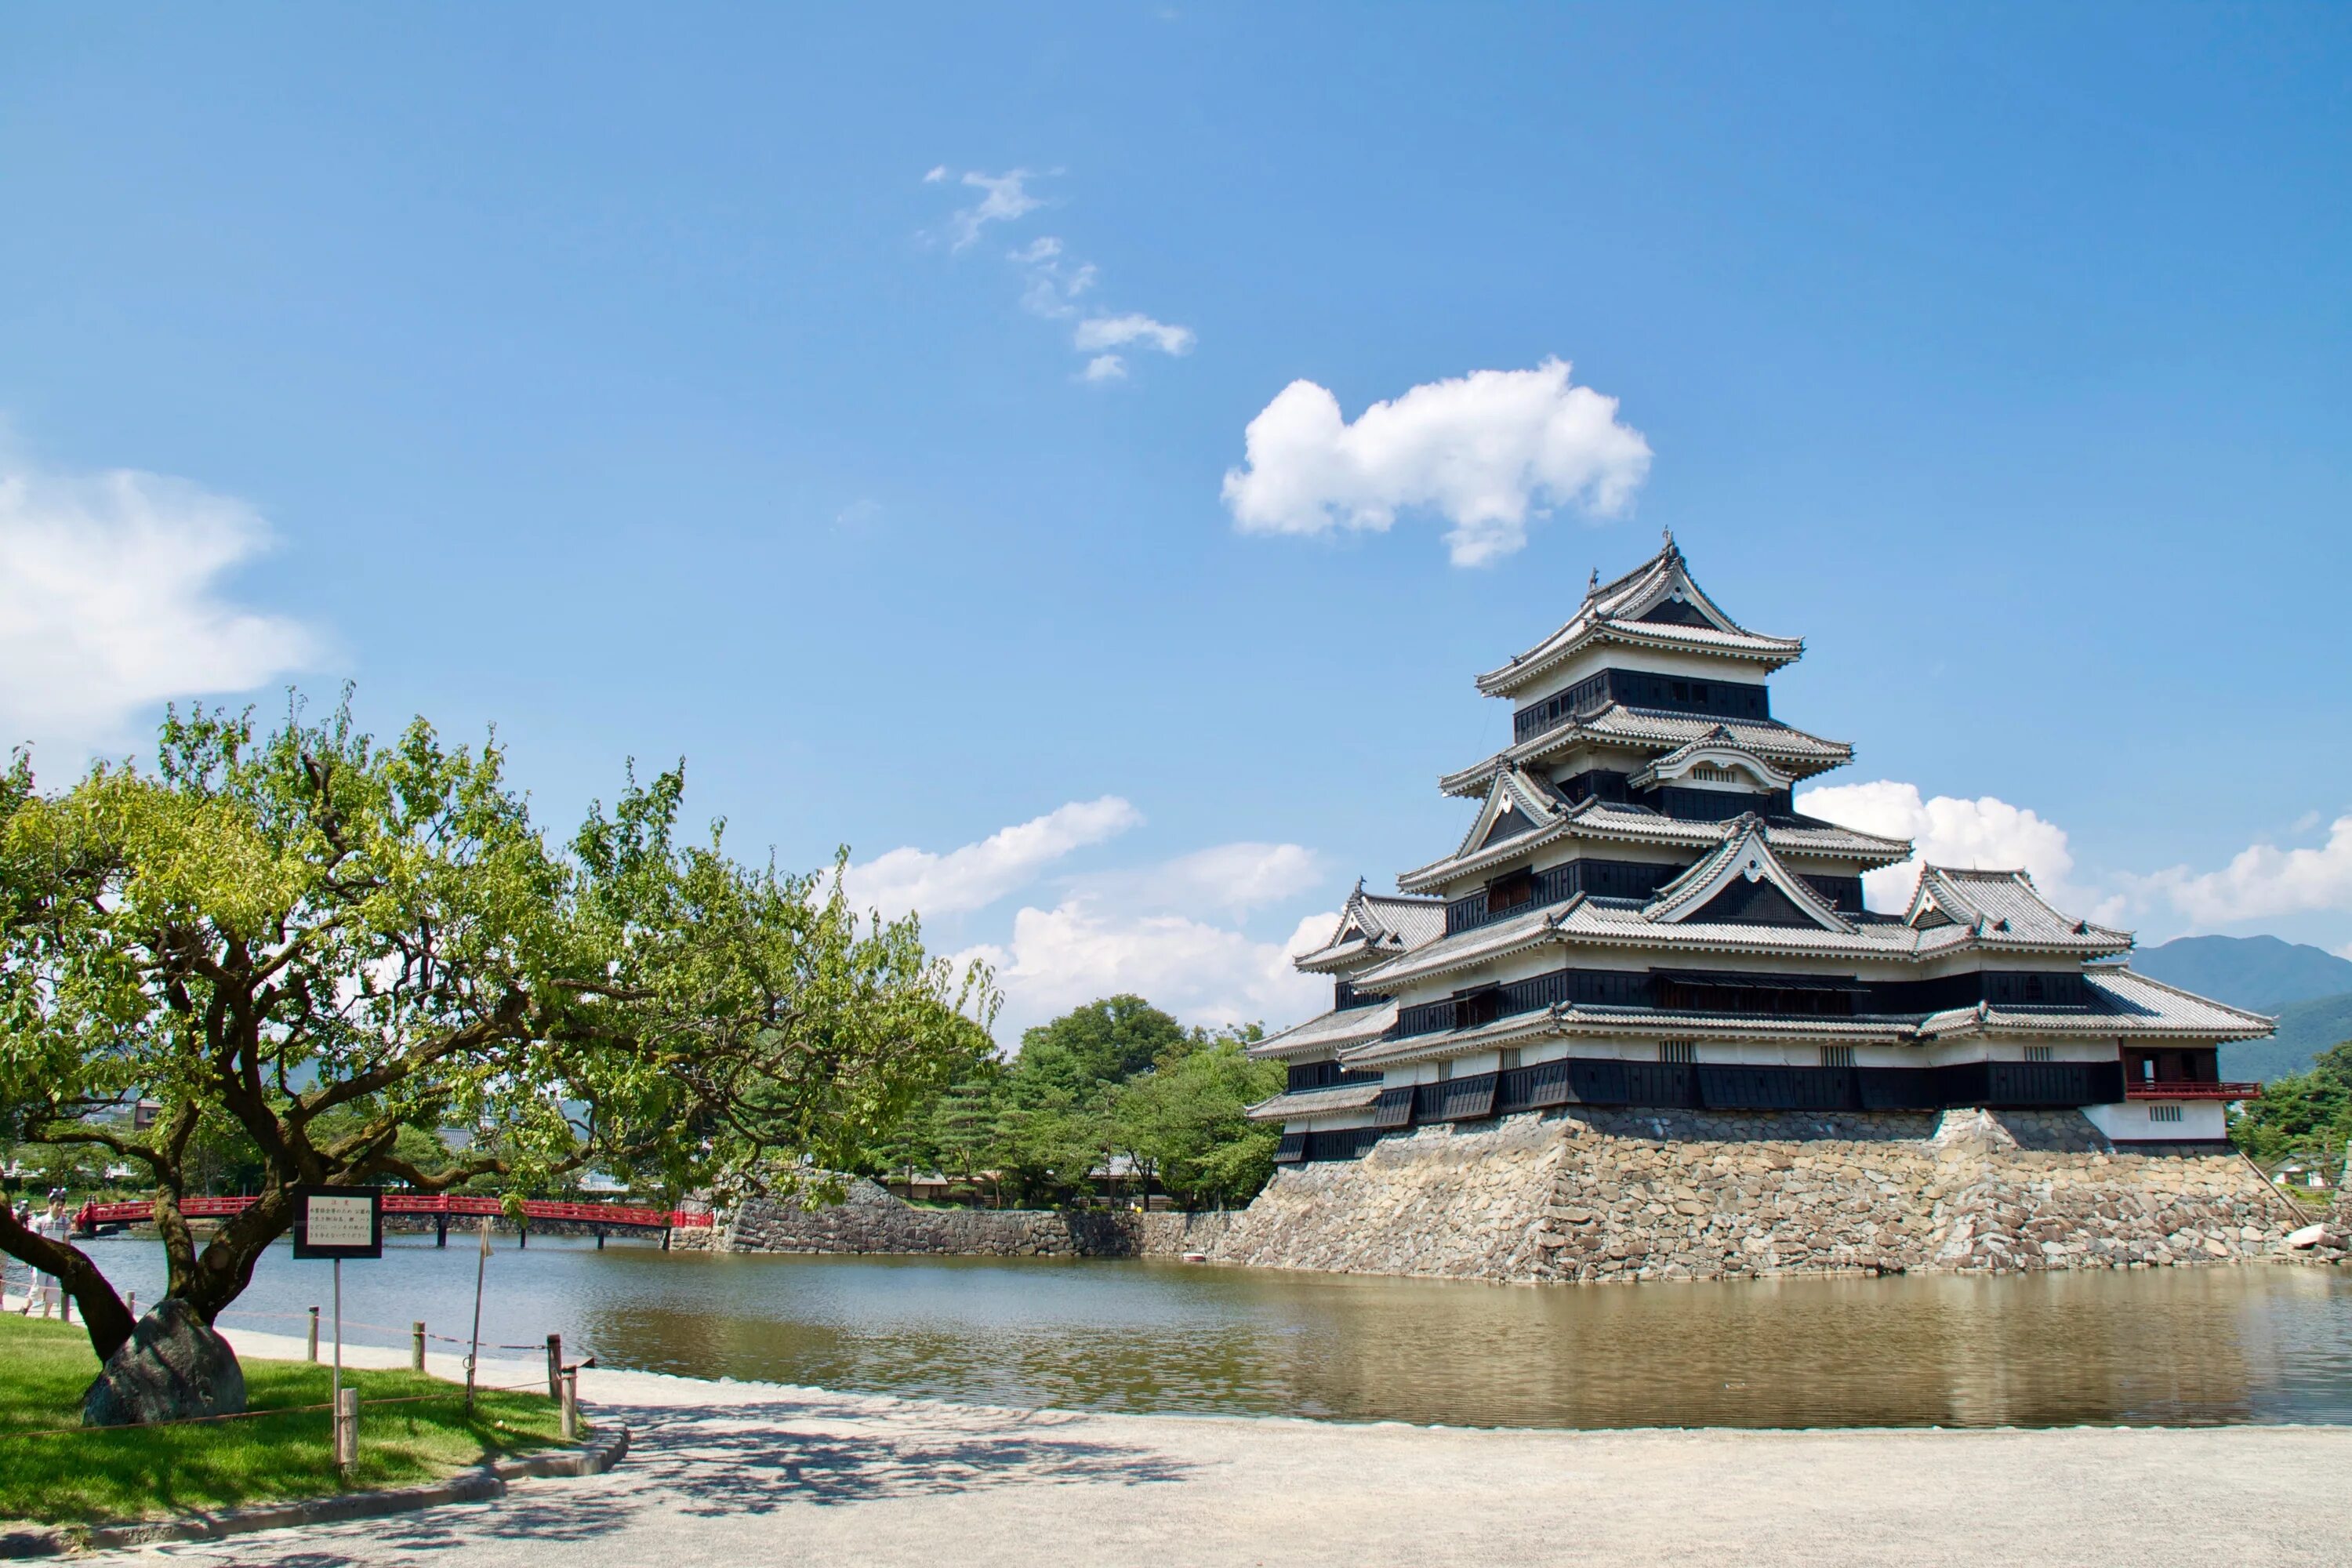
[
  {"left": 0, "top": 694, "right": 997, "bottom": 1352},
  {"left": 2230, "top": 1040, "right": 2352, "bottom": 1177}
]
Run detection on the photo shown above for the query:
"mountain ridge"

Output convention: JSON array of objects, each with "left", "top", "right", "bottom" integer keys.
[{"left": 2132, "top": 935, "right": 2352, "bottom": 1082}]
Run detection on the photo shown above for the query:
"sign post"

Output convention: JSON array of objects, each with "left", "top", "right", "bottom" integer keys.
[{"left": 292, "top": 1187, "right": 383, "bottom": 1476}]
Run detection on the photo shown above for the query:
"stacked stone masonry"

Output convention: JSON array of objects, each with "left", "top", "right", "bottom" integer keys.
[{"left": 699, "top": 1111, "right": 2351, "bottom": 1280}]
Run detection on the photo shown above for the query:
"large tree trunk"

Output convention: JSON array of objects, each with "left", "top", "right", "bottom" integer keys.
[
  {"left": 0, "top": 1207, "right": 136, "bottom": 1362},
  {"left": 160, "top": 1186, "right": 296, "bottom": 1326}
]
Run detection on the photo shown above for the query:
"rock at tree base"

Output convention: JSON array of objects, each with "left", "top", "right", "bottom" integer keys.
[{"left": 82, "top": 1299, "right": 248, "bottom": 1427}]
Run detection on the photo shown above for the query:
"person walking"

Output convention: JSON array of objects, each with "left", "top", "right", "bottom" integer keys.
[{"left": 25, "top": 1194, "right": 73, "bottom": 1322}]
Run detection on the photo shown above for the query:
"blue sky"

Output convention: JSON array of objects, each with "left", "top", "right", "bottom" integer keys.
[{"left": 3, "top": 4, "right": 2347, "bottom": 1035}]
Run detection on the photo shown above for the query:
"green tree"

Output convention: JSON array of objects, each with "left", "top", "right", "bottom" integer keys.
[
  {"left": 0, "top": 699, "right": 993, "bottom": 1372},
  {"left": 1114, "top": 1026, "right": 1281, "bottom": 1209},
  {"left": 1016, "top": 996, "right": 1187, "bottom": 1090},
  {"left": 2230, "top": 1040, "right": 2352, "bottom": 1177}
]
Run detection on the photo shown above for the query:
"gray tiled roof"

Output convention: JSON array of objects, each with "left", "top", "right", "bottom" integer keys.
[
  {"left": 1918, "top": 967, "right": 2274, "bottom": 1040},
  {"left": 1441, "top": 708, "right": 1855, "bottom": 798},
  {"left": 1348, "top": 877, "right": 2137, "bottom": 994},
  {"left": 1243, "top": 1083, "right": 1385, "bottom": 1122},
  {"left": 1290, "top": 883, "right": 1447, "bottom": 972},
  {"left": 1475, "top": 539, "right": 1804, "bottom": 698},
  {"left": 1566, "top": 801, "right": 1910, "bottom": 862},
  {"left": 1907, "top": 867, "right": 2130, "bottom": 948},
  {"left": 1248, "top": 1001, "right": 1399, "bottom": 1060},
  {"left": 1341, "top": 968, "right": 2271, "bottom": 1069},
  {"left": 1359, "top": 891, "right": 1446, "bottom": 949}
]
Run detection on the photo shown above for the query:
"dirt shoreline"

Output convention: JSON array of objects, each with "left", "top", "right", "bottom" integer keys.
[{"left": 69, "top": 1327, "right": 2352, "bottom": 1567}]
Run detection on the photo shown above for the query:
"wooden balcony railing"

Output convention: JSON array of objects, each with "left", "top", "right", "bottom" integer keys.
[{"left": 2122, "top": 1081, "right": 2260, "bottom": 1101}]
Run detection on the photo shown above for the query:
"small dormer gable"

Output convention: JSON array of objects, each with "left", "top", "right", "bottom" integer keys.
[
  {"left": 1628, "top": 730, "right": 1796, "bottom": 794},
  {"left": 1643, "top": 817, "right": 1855, "bottom": 932},
  {"left": 1452, "top": 769, "right": 1561, "bottom": 860}
]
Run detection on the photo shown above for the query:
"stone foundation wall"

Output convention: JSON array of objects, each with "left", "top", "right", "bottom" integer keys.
[
  {"left": 683, "top": 1179, "right": 1240, "bottom": 1258},
  {"left": 1534, "top": 1108, "right": 2301, "bottom": 1282},
  {"left": 1181, "top": 1107, "right": 2326, "bottom": 1283},
  {"left": 683, "top": 1112, "right": 2342, "bottom": 1283},
  {"left": 1199, "top": 1113, "right": 1566, "bottom": 1278}
]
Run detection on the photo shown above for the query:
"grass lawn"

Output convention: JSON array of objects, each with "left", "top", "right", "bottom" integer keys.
[{"left": 0, "top": 1315, "right": 568, "bottom": 1526}]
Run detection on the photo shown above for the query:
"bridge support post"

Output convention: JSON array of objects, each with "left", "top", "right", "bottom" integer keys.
[
  {"left": 661, "top": 1227, "right": 671, "bottom": 1252},
  {"left": 436, "top": 1214, "right": 447, "bottom": 1248},
  {"left": 518, "top": 1224, "right": 528, "bottom": 1249},
  {"left": 595, "top": 1228, "right": 605, "bottom": 1250}
]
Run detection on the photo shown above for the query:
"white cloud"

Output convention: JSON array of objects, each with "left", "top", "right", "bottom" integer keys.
[
  {"left": 924, "top": 170, "right": 1193, "bottom": 379},
  {"left": 2132, "top": 815, "right": 2352, "bottom": 926},
  {"left": 1221, "top": 358, "right": 1652, "bottom": 567},
  {"left": 1072, "top": 840, "right": 1322, "bottom": 922},
  {"left": 0, "top": 453, "right": 319, "bottom": 760},
  {"left": 956, "top": 900, "right": 1328, "bottom": 1038},
  {"left": 1012, "top": 236, "right": 1098, "bottom": 321},
  {"left": 942, "top": 169, "right": 1044, "bottom": 251},
  {"left": 1796, "top": 779, "right": 2112, "bottom": 921},
  {"left": 1073, "top": 313, "right": 1195, "bottom": 357},
  {"left": 842, "top": 796, "right": 1142, "bottom": 921}
]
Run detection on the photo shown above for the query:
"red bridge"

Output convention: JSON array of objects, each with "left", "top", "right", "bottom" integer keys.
[{"left": 74, "top": 1192, "right": 713, "bottom": 1248}]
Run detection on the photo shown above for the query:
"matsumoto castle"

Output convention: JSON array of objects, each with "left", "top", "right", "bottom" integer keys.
[{"left": 1249, "top": 533, "right": 2267, "bottom": 1163}]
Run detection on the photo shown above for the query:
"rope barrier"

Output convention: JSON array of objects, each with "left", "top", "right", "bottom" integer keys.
[{"left": 208, "top": 1308, "right": 551, "bottom": 1352}]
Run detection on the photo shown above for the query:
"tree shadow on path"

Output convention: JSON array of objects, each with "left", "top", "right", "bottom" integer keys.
[{"left": 193, "top": 1395, "right": 1199, "bottom": 1563}]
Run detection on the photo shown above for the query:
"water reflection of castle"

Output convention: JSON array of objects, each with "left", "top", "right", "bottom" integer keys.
[{"left": 1251, "top": 534, "right": 2269, "bottom": 1160}]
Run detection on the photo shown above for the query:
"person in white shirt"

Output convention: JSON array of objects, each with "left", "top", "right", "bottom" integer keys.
[{"left": 24, "top": 1196, "right": 72, "bottom": 1322}]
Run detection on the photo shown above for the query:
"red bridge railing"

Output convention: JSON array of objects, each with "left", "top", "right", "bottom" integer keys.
[{"left": 74, "top": 1193, "right": 713, "bottom": 1233}]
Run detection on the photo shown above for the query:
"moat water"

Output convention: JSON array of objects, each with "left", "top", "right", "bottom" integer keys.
[{"left": 68, "top": 1234, "right": 2352, "bottom": 1429}]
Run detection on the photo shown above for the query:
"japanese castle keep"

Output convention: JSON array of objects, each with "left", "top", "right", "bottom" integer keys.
[{"left": 1203, "top": 534, "right": 2308, "bottom": 1282}]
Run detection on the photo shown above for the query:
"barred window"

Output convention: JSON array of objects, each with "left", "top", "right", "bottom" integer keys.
[
  {"left": 2148, "top": 1104, "right": 2184, "bottom": 1124},
  {"left": 1658, "top": 1040, "right": 1696, "bottom": 1064},
  {"left": 1819, "top": 1046, "right": 1854, "bottom": 1068},
  {"left": 2024, "top": 1046, "right": 2054, "bottom": 1063}
]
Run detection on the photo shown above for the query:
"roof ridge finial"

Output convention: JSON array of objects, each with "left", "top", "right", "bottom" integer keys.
[
  {"left": 1586, "top": 565, "right": 1599, "bottom": 599},
  {"left": 1661, "top": 524, "right": 1676, "bottom": 555}
]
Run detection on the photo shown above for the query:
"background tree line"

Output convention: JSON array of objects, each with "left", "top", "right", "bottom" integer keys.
[
  {"left": 862, "top": 995, "right": 1287, "bottom": 1210},
  {"left": 2230, "top": 1040, "right": 2352, "bottom": 1185}
]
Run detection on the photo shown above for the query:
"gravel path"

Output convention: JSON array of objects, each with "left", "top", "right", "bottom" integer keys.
[{"left": 78, "top": 1329, "right": 2352, "bottom": 1568}]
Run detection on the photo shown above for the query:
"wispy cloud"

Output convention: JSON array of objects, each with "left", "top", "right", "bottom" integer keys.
[
  {"left": 1221, "top": 359, "right": 1650, "bottom": 566},
  {"left": 0, "top": 446, "right": 321, "bottom": 763},
  {"left": 842, "top": 796, "right": 1142, "bottom": 923},
  {"left": 924, "top": 167, "right": 1194, "bottom": 385},
  {"left": 938, "top": 168, "right": 1045, "bottom": 252},
  {"left": 1074, "top": 313, "right": 1195, "bottom": 357}
]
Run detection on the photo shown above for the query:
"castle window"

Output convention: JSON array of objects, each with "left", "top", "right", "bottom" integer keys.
[
  {"left": 2024, "top": 1046, "right": 2054, "bottom": 1063},
  {"left": 1486, "top": 869, "right": 1537, "bottom": 915},
  {"left": 1454, "top": 987, "right": 1502, "bottom": 1031},
  {"left": 2148, "top": 1104, "right": 2184, "bottom": 1124},
  {"left": 1658, "top": 1040, "right": 1696, "bottom": 1065},
  {"left": 1819, "top": 1046, "right": 1854, "bottom": 1068}
]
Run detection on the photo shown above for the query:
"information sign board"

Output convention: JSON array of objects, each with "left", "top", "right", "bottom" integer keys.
[{"left": 291, "top": 1186, "right": 384, "bottom": 1261}]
